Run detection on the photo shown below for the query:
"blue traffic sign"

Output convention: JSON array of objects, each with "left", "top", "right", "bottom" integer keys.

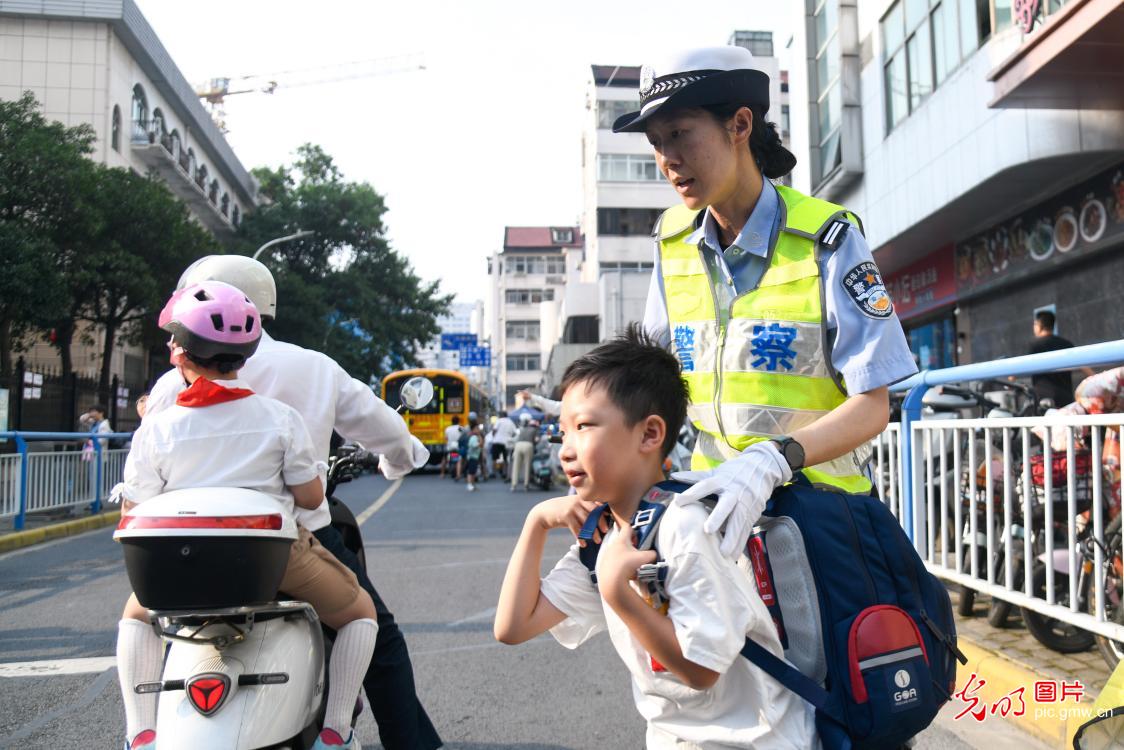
[
  {"left": 460, "top": 346, "right": 491, "bottom": 367},
  {"left": 441, "top": 333, "right": 477, "bottom": 351}
]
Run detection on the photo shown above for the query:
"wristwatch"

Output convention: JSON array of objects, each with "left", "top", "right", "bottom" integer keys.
[{"left": 770, "top": 436, "right": 806, "bottom": 472}]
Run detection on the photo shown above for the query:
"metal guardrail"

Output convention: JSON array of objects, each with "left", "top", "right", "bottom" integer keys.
[
  {"left": 881, "top": 339, "right": 1124, "bottom": 644},
  {"left": 0, "top": 432, "right": 133, "bottom": 530}
]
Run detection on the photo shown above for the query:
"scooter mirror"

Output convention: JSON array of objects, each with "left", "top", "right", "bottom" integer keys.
[
  {"left": 398, "top": 377, "right": 434, "bottom": 412},
  {"left": 1073, "top": 707, "right": 1124, "bottom": 748}
]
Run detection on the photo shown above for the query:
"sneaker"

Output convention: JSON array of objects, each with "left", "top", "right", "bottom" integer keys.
[
  {"left": 126, "top": 730, "right": 156, "bottom": 750},
  {"left": 467, "top": 483, "right": 476, "bottom": 491},
  {"left": 312, "top": 728, "right": 357, "bottom": 749}
]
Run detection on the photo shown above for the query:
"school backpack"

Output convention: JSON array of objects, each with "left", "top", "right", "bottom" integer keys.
[
  {"left": 577, "top": 474, "right": 967, "bottom": 750},
  {"left": 457, "top": 427, "right": 469, "bottom": 456}
]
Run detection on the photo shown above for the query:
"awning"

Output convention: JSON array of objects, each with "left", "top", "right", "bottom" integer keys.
[{"left": 989, "top": 0, "right": 1124, "bottom": 109}]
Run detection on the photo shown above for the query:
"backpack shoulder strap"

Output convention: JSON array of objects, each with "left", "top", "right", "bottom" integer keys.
[{"left": 739, "top": 638, "right": 845, "bottom": 724}]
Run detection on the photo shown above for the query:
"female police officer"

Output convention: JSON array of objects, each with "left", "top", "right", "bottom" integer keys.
[{"left": 622, "top": 46, "right": 917, "bottom": 557}]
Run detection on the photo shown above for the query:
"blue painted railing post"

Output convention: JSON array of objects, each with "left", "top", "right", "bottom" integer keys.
[
  {"left": 91, "top": 432, "right": 103, "bottom": 514},
  {"left": 14, "top": 434, "right": 28, "bottom": 531},
  {"left": 899, "top": 383, "right": 930, "bottom": 556}
]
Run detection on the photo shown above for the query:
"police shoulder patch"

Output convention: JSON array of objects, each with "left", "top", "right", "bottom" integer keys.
[{"left": 841, "top": 261, "right": 894, "bottom": 319}]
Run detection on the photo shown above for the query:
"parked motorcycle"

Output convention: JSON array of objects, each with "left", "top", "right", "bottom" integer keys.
[{"left": 112, "top": 377, "right": 434, "bottom": 748}]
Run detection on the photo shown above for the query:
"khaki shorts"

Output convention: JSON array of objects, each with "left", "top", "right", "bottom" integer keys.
[{"left": 279, "top": 526, "right": 361, "bottom": 617}]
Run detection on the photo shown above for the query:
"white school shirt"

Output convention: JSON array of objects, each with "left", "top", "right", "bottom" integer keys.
[
  {"left": 445, "top": 425, "right": 463, "bottom": 451},
  {"left": 145, "top": 330, "right": 424, "bottom": 529},
  {"left": 121, "top": 378, "right": 320, "bottom": 522},
  {"left": 492, "top": 417, "right": 517, "bottom": 448},
  {"left": 540, "top": 501, "right": 817, "bottom": 750}
]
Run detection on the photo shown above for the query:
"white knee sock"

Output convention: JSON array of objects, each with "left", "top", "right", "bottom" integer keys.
[
  {"left": 116, "top": 619, "right": 164, "bottom": 742},
  {"left": 324, "top": 617, "right": 378, "bottom": 737}
]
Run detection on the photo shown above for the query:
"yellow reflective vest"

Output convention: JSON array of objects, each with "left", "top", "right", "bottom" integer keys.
[{"left": 658, "top": 184, "right": 872, "bottom": 493}]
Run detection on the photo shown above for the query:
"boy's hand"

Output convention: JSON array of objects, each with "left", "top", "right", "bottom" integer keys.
[
  {"left": 597, "top": 523, "right": 657, "bottom": 596},
  {"left": 532, "top": 496, "right": 610, "bottom": 546}
]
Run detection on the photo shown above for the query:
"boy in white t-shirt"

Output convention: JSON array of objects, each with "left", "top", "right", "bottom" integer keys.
[
  {"left": 494, "top": 324, "right": 816, "bottom": 749},
  {"left": 115, "top": 282, "right": 375, "bottom": 750}
]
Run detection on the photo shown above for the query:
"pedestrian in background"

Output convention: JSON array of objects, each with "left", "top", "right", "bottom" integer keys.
[
  {"left": 465, "top": 421, "right": 483, "bottom": 492},
  {"left": 510, "top": 413, "right": 536, "bottom": 492},
  {"left": 491, "top": 411, "right": 517, "bottom": 480},
  {"left": 441, "top": 415, "right": 463, "bottom": 479},
  {"left": 1027, "top": 309, "right": 1094, "bottom": 407}
]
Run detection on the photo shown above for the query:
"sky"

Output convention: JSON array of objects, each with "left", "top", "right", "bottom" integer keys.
[{"left": 135, "top": 0, "right": 793, "bottom": 305}]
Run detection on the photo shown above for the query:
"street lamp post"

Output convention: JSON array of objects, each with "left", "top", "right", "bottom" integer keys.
[{"left": 251, "top": 229, "right": 314, "bottom": 261}]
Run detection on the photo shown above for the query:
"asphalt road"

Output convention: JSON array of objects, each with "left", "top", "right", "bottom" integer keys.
[{"left": 0, "top": 471, "right": 1052, "bottom": 749}]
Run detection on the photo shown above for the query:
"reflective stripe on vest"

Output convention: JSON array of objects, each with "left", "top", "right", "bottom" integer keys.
[{"left": 660, "top": 184, "right": 872, "bottom": 494}]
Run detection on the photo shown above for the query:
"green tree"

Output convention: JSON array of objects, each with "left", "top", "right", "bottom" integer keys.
[
  {"left": 240, "top": 144, "right": 450, "bottom": 382},
  {"left": 74, "top": 166, "right": 217, "bottom": 393},
  {"left": 0, "top": 92, "right": 95, "bottom": 375}
]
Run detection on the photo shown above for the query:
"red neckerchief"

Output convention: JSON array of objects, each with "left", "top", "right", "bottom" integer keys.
[{"left": 176, "top": 378, "right": 255, "bottom": 408}]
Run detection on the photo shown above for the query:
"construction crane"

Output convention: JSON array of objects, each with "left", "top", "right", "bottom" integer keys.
[{"left": 195, "top": 53, "right": 425, "bottom": 131}]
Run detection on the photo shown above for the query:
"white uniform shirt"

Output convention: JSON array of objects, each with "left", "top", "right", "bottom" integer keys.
[
  {"left": 540, "top": 502, "right": 817, "bottom": 750},
  {"left": 491, "top": 417, "right": 518, "bottom": 448},
  {"left": 122, "top": 378, "right": 319, "bottom": 521},
  {"left": 145, "top": 331, "right": 424, "bottom": 530},
  {"left": 445, "top": 424, "right": 463, "bottom": 451}
]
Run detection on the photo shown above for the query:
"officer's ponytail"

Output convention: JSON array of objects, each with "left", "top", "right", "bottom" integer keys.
[{"left": 700, "top": 103, "right": 795, "bottom": 180}]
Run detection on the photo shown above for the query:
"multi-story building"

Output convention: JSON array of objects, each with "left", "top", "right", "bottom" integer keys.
[
  {"left": 0, "top": 0, "right": 257, "bottom": 391},
  {"left": 787, "top": 0, "right": 1124, "bottom": 369},
  {"left": 486, "top": 226, "right": 583, "bottom": 407},
  {"left": 729, "top": 30, "right": 793, "bottom": 185}
]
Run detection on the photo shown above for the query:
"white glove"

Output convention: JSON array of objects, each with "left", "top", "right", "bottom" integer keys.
[
  {"left": 671, "top": 440, "right": 792, "bottom": 559},
  {"left": 378, "top": 436, "right": 431, "bottom": 480}
]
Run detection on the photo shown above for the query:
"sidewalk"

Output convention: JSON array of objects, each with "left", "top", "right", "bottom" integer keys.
[
  {"left": 950, "top": 585, "right": 1110, "bottom": 747},
  {"left": 0, "top": 504, "right": 120, "bottom": 554}
]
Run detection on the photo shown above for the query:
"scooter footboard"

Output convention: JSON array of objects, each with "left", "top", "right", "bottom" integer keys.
[{"left": 155, "top": 611, "right": 324, "bottom": 749}]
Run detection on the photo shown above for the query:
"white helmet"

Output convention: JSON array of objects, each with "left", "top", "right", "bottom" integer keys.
[{"left": 177, "top": 255, "right": 277, "bottom": 320}]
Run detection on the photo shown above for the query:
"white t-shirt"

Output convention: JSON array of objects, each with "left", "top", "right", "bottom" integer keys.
[
  {"left": 491, "top": 417, "right": 517, "bottom": 448},
  {"left": 122, "top": 378, "right": 320, "bottom": 521},
  {"left": 145, "top": 331, "right": 425, "bottom": 529},
  {"left": 540, "top": 501, "right": 817, "bottom": 750},
  {"left": 445, "top": 425, "right": 463, "bottom": 451}
]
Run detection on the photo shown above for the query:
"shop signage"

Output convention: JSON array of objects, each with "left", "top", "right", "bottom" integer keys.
[
  {"left": 1014, "top": 0, "right": 1040, "bottom": 33},
  {"left": 955, "top": 162, "right": 1124, "bottom": 296},
  {"left": 884, "top": 245, "right": 957, "bottom": 320}
]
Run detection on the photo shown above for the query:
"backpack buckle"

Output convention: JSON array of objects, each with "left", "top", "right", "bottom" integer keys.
[{"left": 636, "top": 561, "right": 668, "bottom": 585}]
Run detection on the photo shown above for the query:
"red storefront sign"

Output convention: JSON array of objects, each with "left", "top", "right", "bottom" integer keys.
[{"left": 885, "top": 245, "right": 957, "bottom": 321}]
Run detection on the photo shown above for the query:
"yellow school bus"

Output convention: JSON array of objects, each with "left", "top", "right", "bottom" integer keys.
[{"left": 381, "top": 368, "right": 491, "bottom": 462}]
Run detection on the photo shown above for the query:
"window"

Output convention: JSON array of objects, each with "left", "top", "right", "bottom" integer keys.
[
  {"left": 597, "top": 153, "right": 661, "bottom": 182},
  {"left": 131, "top": 84, "right": 147, "bottom": 142},
  {"left": 505, "top": 289, "right": 554, "bottom": 304},
  {"left": 730, "top": 30, "right": 774, "bottom": 57},
  {"left": 111, "top": 105, "right": 121, "bottom": 152},
  {"left": 209, "top": 179, "right": 219, "bottom": 204},
  {"left": 551, "top": 228, "right": 574, "bottom": 244},
  {"left": 883, "top": 0, "right": 989, "bottom": 132},
  {"left": 597, "top": 100, "right": 637, "bottom": 129},
  {"left": 152, "top": 107, "right": 166, "bottom": 136},
  {"left": 221, "top": 192, "right": 230, "bottom": 217},
  {"left": 781, "top": 104, "right": 790, "bottom": 135},
  {"left": 196, "top": 164, "right": 208, "bottom": 189},
  {"left": 599, "top": 261, "right": 654, "bottom": 271},
  {"left": 506, "top": 255, "right": 566, "bottom": 275},
  {"left": 812, "top": 0, "right": 842, "bottom": 183},
  {"left": 506, "top": 354, "right": 541, "bottom": 371},
  {"left": 597, "top": 207, "right": 663, "bottom": 236},
  {"left": 232, "top": 205, "right": 240, "bottom": 227},
  {"left": 505, "top": 320, "right": 540, "bottom": 341}
]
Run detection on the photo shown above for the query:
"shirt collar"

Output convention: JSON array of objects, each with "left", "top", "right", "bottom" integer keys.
[{"left": 685, "top": 179, "right": 778, "bottom": 259}]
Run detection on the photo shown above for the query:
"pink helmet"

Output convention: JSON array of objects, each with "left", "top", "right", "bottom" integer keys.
[{"left": 158, "top": 281, "right": 261, "bottom": 364}]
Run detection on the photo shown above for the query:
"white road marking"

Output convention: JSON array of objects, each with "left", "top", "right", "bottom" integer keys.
[
  {"left": 0, "top": 656, "right": 117, "bottom": 678},
  {"left": 354, "top": 478, "right": 403, "bottom": 526},
  {"left": 448, "top": 606, "right": 497, "bottom": 628}
]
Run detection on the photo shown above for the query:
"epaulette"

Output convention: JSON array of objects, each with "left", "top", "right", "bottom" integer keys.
[{"left": 820, "top": 219, "right": 850, "bottom": 250}]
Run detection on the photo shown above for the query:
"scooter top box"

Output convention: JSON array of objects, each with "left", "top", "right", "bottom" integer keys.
[{"left": 115, "top": 488, "right": 297, "bottom": 610}]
